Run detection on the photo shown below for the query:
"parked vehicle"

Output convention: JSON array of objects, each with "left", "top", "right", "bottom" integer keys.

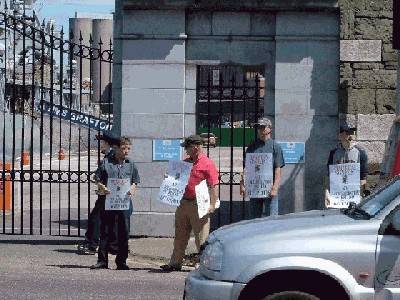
[
  {"left": 200, "top": 132, "right": 218, "bottom": 147},
  {"left": 184, "top": 177, "right": 400, "bottom": 300}
]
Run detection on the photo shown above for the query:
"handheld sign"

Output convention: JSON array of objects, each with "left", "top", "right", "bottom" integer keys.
[
  {"left": 245, "top": 153, "right": 273, "bottom": 198},
  {"left": 158, "top": 160, "right": 192, "bottom": 206},
  {"left": 105, "top": 178, "right": 131, "bottom": 210},
  {"left": 328, "top": 163, "right": 360, "bottom": 208},
  {"left": 195, "top": 180, "right": 220, "bottom": 219}
]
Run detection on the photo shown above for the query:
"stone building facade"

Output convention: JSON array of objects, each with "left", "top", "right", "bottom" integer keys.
[
  {"left": 114, "top": 0, "right": 398, "bottom": 236},
  {"left": 339, "top": 0, "right": 397, "bottom": 176}
]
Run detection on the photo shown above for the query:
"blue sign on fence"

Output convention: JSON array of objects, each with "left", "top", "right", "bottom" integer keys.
[
  {"left": 153, "top": 140, "right": 182, "bottom": 161},
  {"left": 277, "top": 142, "right": 305, "bottom": 164}
]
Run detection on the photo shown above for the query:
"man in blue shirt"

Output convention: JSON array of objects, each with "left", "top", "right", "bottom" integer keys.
[
  {"left": 240, "top": 117, "right": 285, "bottom": 218},
  {"left": 90, "top": 136, "right": 140, "bottom": 270},
  {"left": 77, "top": 131, "right": 120, "bottom": 254},
  {"left": 325, "top": 123, "right": 368, "bottom": 207}
]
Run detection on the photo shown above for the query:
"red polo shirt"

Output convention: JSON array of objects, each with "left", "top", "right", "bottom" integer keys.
[{"left": 183, "top": 153, "right": 219, "bottom": 199}]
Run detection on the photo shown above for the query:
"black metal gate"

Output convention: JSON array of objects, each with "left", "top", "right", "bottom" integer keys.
[
  {"left": 0, "top": 5, "right": 113, "bottom": 236},
  {"left": 196, "top": 65, "right": 264, "bottom": 227}
]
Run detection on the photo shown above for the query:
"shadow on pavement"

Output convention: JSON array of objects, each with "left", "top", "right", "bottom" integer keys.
[
  {"left": 0, "top": 239, "right": 82, "bottom": 245},
  {"left": 46, "top": 264, "right": 91, "bottom": 269},
  {"left": 53, "top": 249, "right": 93, "bottom": 255}
]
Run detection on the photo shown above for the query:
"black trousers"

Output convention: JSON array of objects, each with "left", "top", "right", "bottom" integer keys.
[
  {"left": 84, "top": 197, "right": 103, "bottom": 248},
  {"left": 98, "top": 208, "right": 130, "bottom": 266},
  {"left": 85, "top": 197, "right": 119, "bottom": 250}
]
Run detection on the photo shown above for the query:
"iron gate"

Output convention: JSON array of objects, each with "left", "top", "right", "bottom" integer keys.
[
  {"left": 0, "top": 5, "right": 113, "bottom": 236},
  {"left": 196, "top": 65, "right": 265, "bottom": 227}
]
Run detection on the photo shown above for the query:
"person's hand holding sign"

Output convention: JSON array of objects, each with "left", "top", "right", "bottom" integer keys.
[
  {"left": 96, "top": 182, "right": 110, "bottom": 195},
  {"left": 127, "top": 183, "right": 137, "bottom": 197}
]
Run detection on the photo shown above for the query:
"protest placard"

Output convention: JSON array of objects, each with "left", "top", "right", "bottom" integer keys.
[
  {"left": 328, "top": 163, "right": 360, "bottom": 208},
  {"left": 158, "top": 160, "right": 192, "bottom": 206},
  {"left": 245, "top": 153, "right": 273, "bottom": 198},
  {"left": 195, "top": 180, "right": 220, "bottom": 218},
  {"left": 105, "top": 178, "right": 131, "bottom": 210}
]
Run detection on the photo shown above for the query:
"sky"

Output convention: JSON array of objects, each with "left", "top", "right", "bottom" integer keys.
[{"left": 32, "top": 0, "right": 115, "bottom": 32}]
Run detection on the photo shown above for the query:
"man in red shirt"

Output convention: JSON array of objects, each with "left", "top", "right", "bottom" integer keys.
[{"left": 161, "top": 135, "right": 219, "bottom": 271}]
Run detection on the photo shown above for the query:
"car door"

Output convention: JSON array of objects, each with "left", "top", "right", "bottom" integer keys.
[{"left": 375, "top": 206, "right": 400, "bottom": 292}]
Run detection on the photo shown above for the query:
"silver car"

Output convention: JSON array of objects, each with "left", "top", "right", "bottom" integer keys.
[{"left": 184, "top": 177, "right": 400, "bottom": 300}]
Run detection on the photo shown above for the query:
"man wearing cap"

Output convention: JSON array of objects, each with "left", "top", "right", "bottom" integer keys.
[
  {"left": 160, "top": 135, "right": 219, "bottom": 272},
  {"left": 325, "top": 123, "right": 368, "bottom": 207},
  {"left": 77, "top": 130, "right": 120, "bottom": 254},
  {"left": 240, "top": 117, "right": 285, "bottom": 218}
]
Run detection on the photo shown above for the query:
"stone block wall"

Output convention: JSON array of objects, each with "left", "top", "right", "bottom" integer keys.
[{"left": 339, "top": 0, "right": 398, "bottom": 174}]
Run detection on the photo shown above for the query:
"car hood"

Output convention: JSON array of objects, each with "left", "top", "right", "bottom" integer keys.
[{"left": 211, "top": 209, "right": 379, "bottom": 244}]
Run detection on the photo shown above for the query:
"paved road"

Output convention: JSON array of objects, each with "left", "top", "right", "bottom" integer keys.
[{"left": 0, "top": 235, "right": 187, "bottom": 299}]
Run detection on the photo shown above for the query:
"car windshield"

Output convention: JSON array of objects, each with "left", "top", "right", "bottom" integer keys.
[{"left": 358, "top": 176, "right": 400, "bottom": 216}]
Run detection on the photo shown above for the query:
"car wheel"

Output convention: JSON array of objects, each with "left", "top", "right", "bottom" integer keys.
[{"left": 263, "top": 291, "right": 319, "bottom": 300}]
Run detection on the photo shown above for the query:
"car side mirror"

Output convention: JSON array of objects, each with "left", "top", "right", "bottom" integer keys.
[{"left": 392, "top": 210, "right": 400, "bottom": 232}]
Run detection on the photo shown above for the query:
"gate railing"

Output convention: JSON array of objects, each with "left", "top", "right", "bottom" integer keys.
[
  {"left": 197, "top": 66, "right": 264, "bottom": 226},
  {"left": 0, "top": 5, "right": 113, "bottom": 236}
]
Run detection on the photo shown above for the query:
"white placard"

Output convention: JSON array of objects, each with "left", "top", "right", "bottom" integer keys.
[
  {"left": 196, "top": 180, "right": 210, "bottom": 219},
  {"left": 105, "top": 178, "right": 131, "bottom": 210},
  {"left": 195, "top": 180, "right": 220, "bottom": 219},
  {"left": 328, "top": 163, "right": 361, "bottom": 208},
  {"left": 158, "top": 160, "right": 193, "bottom": 206},
  {"left": 245, "top": 153, "right": 273, "bottom": 198}
]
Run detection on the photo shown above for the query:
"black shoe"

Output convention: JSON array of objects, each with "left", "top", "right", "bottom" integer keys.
[
  {"left": 90, "top": 262, "right": 108, "bottom": 269},
  {"left": 160, "top": 264, "right": 181, "bottom": 272},
  {"left": 116, "top": 264, "right": 130, "bottom": 270}
]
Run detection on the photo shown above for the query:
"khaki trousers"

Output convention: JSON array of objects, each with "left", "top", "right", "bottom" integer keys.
[{"left": 169, "top": 199, "right": 210, "bottom": 267}]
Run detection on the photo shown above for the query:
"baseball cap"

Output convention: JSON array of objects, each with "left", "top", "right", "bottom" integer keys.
[
  {"left": 339, "top": 123, "right": 357, "bottom": 134},
  {"left": 254, "top": 117, "right": 272, "bottom": 128},
  {"left": 180, "top": 135, "right": 202, "bottom": 147},
  {"left": 95, "top": 130, "right": 120, "bottom": 146}
]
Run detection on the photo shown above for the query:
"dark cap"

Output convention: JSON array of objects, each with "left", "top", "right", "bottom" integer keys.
[
  {"left": 339, "top": 123, "right": 357, "bottom": 134},
  {"left": 95, "top": 130, "right": 120, "bottom": 146},
  {"left": 254, "top": 117, "right": 272, "bottom": 128},
  {"left": 180, "top": 135, "right": 202, "bottom": 147}
]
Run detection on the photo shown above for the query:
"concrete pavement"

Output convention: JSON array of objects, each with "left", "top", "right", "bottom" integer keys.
[{"left": 0, "top": 234, "right": 191, "bottom": 299}]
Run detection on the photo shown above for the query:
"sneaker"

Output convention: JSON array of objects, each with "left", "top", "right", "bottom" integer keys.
[
  {"left": 77, "top": 243, "right": 97, "bottom": 255},
  {"left": 160, "top": 264, "right": 181, "bottom": 272},
  {"left": 90, "top": 262, "right": 108, "bottom": 269},
  {"left": 116, "top": 264, "right": 130, "bottom": 270}
]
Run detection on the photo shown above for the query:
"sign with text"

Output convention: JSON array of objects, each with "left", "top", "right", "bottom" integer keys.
[
  {"left": 277, "top": 142, "right": 305, "bottom": 164},
  {"left": 158, "top": 160, "right": 192, "bottom": 206},
  {"left": 245, "top": 153, "right": 273, "bottom": 198},
  {"left": 105, "top": 178, "right": 131, "bottom": 210},
  {"left": 41, "top": 101, "right": 112, "bottom": 131},
  {"left": 195, "top": 180, "right": 220, "bottom": 219},
  {"left": 153, "top": 139, "right": 182, "bottom": 161},
  {"left": 329, "top": 163, "right": 360, "bottom": 208}
]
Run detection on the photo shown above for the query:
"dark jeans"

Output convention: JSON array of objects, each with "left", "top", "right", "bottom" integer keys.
[
  {"left": 249, "top": 195, "right": 279, "bottom": 219},
  {"left": 98, "top": 208, "right": 130, "bottom": 266},
  {"left": 84, "top": 197, "right": 103, "bottom": 248},
  {"left": 85, "top": 196, "right": 133, "bottom": 249}
]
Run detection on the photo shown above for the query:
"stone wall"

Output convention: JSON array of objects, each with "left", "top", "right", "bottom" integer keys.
[{"left": 339, "top": 0, "right": 398, "bottom": 174}]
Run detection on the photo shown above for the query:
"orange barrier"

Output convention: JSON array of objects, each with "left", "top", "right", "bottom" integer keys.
[
  {"left": 0, "top": 162, "right": 11, "bottom": 211},
  {"left": 58, "top": 148, "right": 65, "bottom": 160},
  {"left": 22, "top": 151, "right": 30, "bottom": 166}
]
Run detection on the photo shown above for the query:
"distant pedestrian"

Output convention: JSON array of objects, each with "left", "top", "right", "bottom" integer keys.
[
  {"left": 90, "top": 136, "right": 140, "bottom": 270},
  {"left": 325, "top": 123, "right": 368, "bottom": 207},
  {"left": 240, "top": 117, "right": 285, "bottom": 218},
  {"left": 160, "top": 135, "right": 219, "bottom": 272},
  {"left": 77, "top": 131, "right": 120, "bottom": 254}
]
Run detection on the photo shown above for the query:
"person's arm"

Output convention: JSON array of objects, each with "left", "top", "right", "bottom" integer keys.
[
  {"left": 208, "top": 184, "right": 218, "bottom": 214},
  {"left": 128, "top": 162, "right": 140, "bottom": 196},
  {"left": 270, "top": 167, "right": 281, "bottom": 197},
  {"left": 94, "top": 160, "right": 109, "bottom": 195}
]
